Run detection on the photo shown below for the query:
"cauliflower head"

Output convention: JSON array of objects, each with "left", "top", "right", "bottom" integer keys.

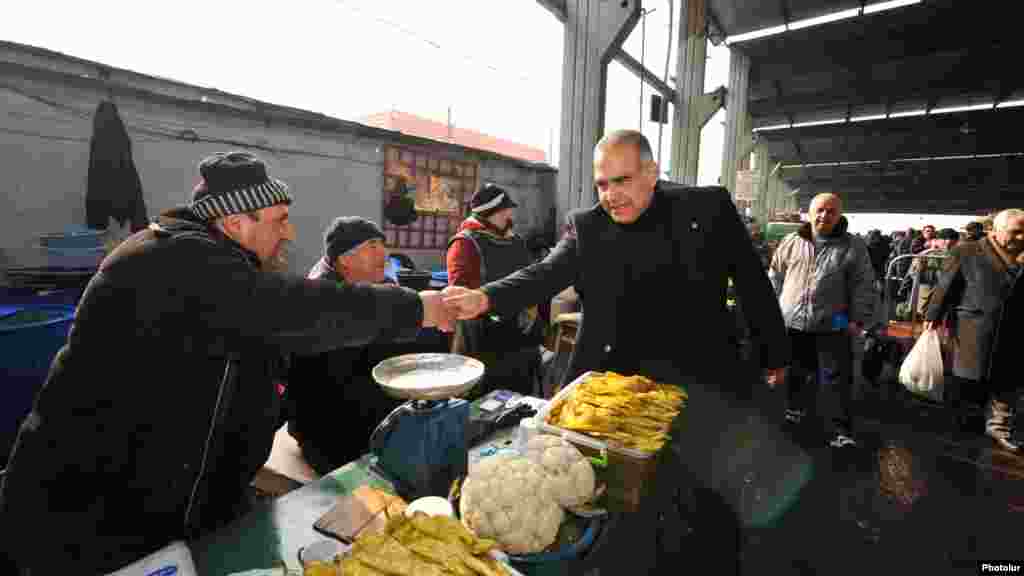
[
  {"left": 522, "top": 434, "right": 597, "bottom": 508},
  {"left": 460, "top": 455, "right": 564, "bottom": 555}
]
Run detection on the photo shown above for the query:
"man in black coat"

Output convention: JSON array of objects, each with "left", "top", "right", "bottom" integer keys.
[
  {"left": 443, "top": 130, "right": 793, "bottom": 574},
  {"left": 0, "top": 152, "right": 454, "bottom": 574}
]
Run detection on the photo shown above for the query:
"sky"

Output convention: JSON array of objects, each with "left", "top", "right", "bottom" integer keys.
[
  {"left": 2, "top": 0, "right": 566, "bottom": 158},
  {"left": 1, "top": 0, "right": 723, "bottom": 175},
  {"left": 0, "top": 0, "right": 967, "bottom": 228}
]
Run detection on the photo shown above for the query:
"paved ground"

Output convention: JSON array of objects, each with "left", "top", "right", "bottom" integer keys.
[{"left": 738, "top": 375, "right": 1023, "bottom": 576}]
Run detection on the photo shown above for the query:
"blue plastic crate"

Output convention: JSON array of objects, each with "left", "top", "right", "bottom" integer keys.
[{"left": 38, "top": 225, "right": 106, "bottom": 250}]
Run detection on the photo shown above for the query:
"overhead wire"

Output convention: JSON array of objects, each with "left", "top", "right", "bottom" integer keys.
[
  {"left": 4, "top": 3, "right": 559, "bottom": 170},
  {"left": 657, "top": 0, "right": 674, "bottom": 172},
  {"left": 639, "top": 8, "right": 648, "bottom": 130},
  {"left": 330, "top": 0, "right": 555, "bottom": 159},
  {"left": 331, "top": 0, "right": 536, "bottom": 85},
  {"left": 0, "top": 126, "right": 89, "bottom": 143},
  {"left": 0, "top": 84, "right": 383, "bottom": 167}
]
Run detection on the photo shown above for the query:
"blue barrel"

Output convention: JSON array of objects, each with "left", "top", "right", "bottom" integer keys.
[{"left": 0, "top": 303, "right": 75, "bottom": 459}]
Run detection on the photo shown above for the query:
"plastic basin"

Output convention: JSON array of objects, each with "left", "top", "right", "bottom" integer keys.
[{"left": 0, "top": 304, "right": 75, "bottom": 458}]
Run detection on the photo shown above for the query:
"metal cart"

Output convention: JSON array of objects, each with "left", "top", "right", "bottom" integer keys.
[{"left": 871, "top": 252, "right": 952, "bottom": 407}]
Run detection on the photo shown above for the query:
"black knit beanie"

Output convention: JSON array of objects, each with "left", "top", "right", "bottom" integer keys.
[{"left": 324, "top": 216, "right": 386, "bottom": 262}]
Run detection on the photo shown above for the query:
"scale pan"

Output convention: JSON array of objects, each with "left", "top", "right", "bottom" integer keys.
[{"left": 372, "top": 353, "right": 485, "bottom": 400}]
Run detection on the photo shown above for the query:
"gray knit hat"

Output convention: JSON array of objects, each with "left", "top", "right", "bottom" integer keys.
[{"left": 190, "top": 151, "right": 292, "bottom": 221}]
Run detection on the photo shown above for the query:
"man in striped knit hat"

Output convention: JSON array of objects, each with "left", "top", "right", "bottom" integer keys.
[{"left": 1, "top": 151, "right": 454, "bottom": 575}]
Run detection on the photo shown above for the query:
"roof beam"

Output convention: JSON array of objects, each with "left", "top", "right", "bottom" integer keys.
[
  {"left": 705, "top": 5, "right": 727, "bottom": 44},
  {"left": 536, "top": 0, "right": 567, "bottom": 22},
  {"left": 750, "top": 33, "right": 1020, "bottom": 92},
  {"left": 536, "top": 1, "right": 680, "bottom": 103},
  {"left": 614, "top": 49, "right": 677, "bottom": 102},
  {"left": 749, "top": 49, "right": 997, "bottom": 117}
]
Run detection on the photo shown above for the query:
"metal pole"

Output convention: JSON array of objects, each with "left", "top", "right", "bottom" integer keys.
[
  {"left": 721, "top": 48, "right": 750, "bottom": 196},
  {"left": 550, "top": 0, "right": 641, "bottom": 226},
  {"left": 668, "top": 0, "right": 707, "bottom": 185},
  {"left": 656, "top": 0, "right": 674, "bottom": 171}
]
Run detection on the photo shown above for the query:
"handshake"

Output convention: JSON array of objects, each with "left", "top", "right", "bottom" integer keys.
[{"left": 417, "top": 286, "right": 491, "bottom": 332}]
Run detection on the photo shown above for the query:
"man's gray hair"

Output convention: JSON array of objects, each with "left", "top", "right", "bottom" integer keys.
[
  {"left": 595, "top": 129, "right": 654, "bottom": 163},
  {"left": 994, "top": 208, "right": 1024, "bottom": 231},
  {"left": 809, "top": 192, "right": 843, "bottom": 212}
]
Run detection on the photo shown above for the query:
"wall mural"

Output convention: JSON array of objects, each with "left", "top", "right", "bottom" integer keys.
[
  {"left": 381, "top": 146, "right": 478, "bottom": 252},
  {"left": 421, "top": 175, "right": 462, "bottom": 215}
]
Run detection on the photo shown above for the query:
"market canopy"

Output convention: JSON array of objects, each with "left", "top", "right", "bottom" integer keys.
[{"left": 705, "top": 0, "right": 1024, "bottom": 214}]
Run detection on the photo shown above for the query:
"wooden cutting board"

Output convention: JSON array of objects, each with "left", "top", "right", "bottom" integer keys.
[{"left": 314, "top": 485, "right": 407, "bottom": 543}]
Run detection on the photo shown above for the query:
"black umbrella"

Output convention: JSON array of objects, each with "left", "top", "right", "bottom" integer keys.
[{"left": 86, "top": 100, "right": 148, "bottom": 232}]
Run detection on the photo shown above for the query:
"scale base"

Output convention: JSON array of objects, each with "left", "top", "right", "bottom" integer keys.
[{"left": 370, "top": 398, "right": 470, "bottom": 501}]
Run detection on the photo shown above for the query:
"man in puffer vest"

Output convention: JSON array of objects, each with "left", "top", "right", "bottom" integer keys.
[{"left": 446, "top": 184, "right": 544, "bottom": 397}]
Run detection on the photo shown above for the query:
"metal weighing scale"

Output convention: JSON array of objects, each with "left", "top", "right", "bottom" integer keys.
[{"left": 368, "top": 353, "right": 485, "bottom": 501}]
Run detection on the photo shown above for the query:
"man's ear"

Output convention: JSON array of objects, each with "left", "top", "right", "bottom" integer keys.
[
  {"left": 336, "top": 254, "right": 351, "bottom": 272},
  {"left": 217, "top": 214, "right": 243, "bottom": 238},
  {"left": 645, "top": 160, "right": 660, "bottom": 179}
]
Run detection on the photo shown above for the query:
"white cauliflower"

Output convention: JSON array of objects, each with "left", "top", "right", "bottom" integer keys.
[
  {"left": 460, "top": 455, "right": 564, "bottom": 555},
  {"left": 522, "top": 434, "right": 597, "bottom": 508}
]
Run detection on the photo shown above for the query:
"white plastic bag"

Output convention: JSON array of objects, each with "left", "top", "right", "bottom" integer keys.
[{"left": 899, "top": 330, "right": 944, "bottom": 401}]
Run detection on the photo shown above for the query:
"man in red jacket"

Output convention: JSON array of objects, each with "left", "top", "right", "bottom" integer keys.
[{"left": 446, "top": 184, "right": 544, "bottom": 397}]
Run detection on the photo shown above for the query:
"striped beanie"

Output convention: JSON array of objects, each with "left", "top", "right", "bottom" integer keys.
[{"left": 190, "top": 151, "right": 292, "bottom": 221}]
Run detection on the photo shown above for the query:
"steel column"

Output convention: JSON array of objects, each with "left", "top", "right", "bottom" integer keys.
[
  {"left": 721, "top": 48, "right": 750, "bottom": 196},
  {"left": 549, "top": 0, "right": 640, "bottom": 227},
  {"left": 669, "top": 0, "right": 707, "bottom": 185},
  {"left": 754, "top": 144, "right": 770, "bottom": 225}
]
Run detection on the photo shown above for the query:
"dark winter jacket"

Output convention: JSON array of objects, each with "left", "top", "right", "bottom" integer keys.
[
  {"left": 480, "top": 183, "right": 790, "bottom": 389},
  {"left": 925, "top": 237, "right": 1024, "bottom": 387},
  {"left": 867, "top": 233, "right": 892, "bottom": 279},
  {"left": 0, "top": 207, "right": 423, "bottom": 573}
]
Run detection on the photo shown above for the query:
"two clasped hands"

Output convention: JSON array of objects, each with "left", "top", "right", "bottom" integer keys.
[
  {"left": 416, "top": 286, "right": 490, "bottom": 333},
  {"left": 422, "top": 287, "right": 788, "bottom": 388},
  {"left": 428, "top": 286, "right": 786, "bottom": 389}
]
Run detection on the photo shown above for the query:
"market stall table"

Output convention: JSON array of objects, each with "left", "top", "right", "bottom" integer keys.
[{"left": 190, "top": 415, "right": 572, "bottom": 575}]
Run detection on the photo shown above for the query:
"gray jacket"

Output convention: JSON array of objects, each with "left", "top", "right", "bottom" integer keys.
[{"left": 769, "top": 218, "right": 876, "bottom": 333}]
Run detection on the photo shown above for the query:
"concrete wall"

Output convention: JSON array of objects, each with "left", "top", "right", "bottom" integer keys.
[{"left": 0, "top": 44, "right": 556, "bottom": 278}]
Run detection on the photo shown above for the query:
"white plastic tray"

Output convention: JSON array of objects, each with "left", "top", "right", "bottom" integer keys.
[{"left": 536, "top": 371, "right": 655, "bottom": 461}]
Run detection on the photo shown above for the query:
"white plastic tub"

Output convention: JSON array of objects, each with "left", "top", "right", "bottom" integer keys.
[{"left": 536, "top": 371, "right": 660, "bottom": 512}]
